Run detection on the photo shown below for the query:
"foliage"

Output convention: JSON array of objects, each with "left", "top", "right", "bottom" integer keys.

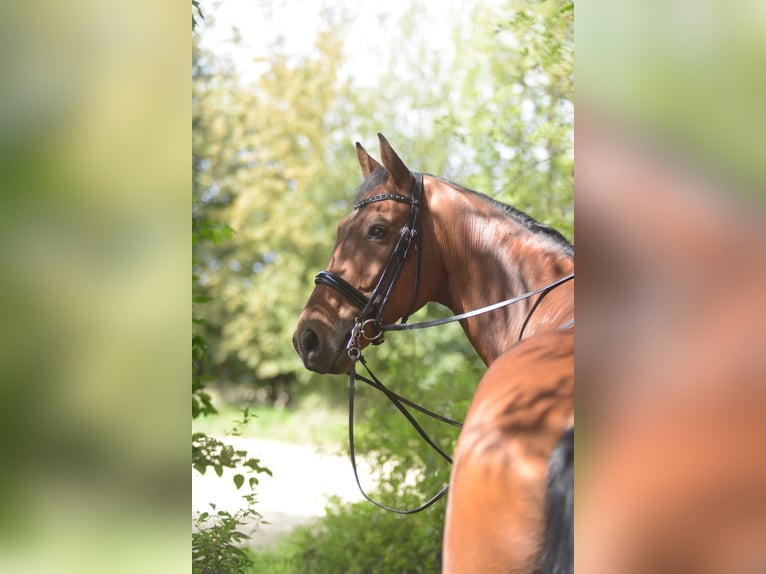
[
  {"left": 193, "top": 495, "right": 261, "bottom": 574},
  {"left": 192, "top": 426, "right": 272, "bottom": 486},
  {"left": 249, "top": 497, "right": 445, "bottom": 573},
  {"left": 193, "top": 16, "right": 360, "bottom": 404},
  {"left": 192, "top": 216, "right": 233, "bottom": 418},
  {"left": 192, "top": 0, "right": 203, "bottom": 31},
  {"left": 191, "top": 408, "right": 273, "bottom": 573},
  {"left": 192, "top": 35, "right": 273, "bottom": 566},
  {"left": 450, "top": 0, "right": 575, "bottom": 239}
]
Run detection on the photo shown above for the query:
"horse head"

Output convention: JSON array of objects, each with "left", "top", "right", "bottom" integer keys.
[{"left": 292, "top": 134, "right": 438, "bottom": 374}]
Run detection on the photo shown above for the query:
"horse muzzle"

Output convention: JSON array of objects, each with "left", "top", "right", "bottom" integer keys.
[{"left": 292, "top": 317, "right": 352, "bottom": 374}]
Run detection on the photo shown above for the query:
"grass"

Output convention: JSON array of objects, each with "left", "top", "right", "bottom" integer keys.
[{"left": 192, "top": 393, "right": 347, "bottom": 447}]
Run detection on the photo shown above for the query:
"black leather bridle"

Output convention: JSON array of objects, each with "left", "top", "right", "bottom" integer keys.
[
  {"left": 314, "top": 171, "right": 424, "bottom": 359},
  {"left": 313, "top": 172, "right": 456, "bottom": 514}
]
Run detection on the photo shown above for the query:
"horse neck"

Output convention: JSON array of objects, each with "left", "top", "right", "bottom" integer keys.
[{"left": 422, "top": 177, "right": 574, "bottom": 365}]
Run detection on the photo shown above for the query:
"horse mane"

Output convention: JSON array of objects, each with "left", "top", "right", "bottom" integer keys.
[
  {"left": 354, "top": 169, "right": 574, "bottom": 257},
  {"left": 432, "top": 175, "right": 575, "bottom": 257}
]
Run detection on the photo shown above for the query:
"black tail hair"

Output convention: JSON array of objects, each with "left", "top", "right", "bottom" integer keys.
[{"left": 539, "top": 427, "right": 574, "bottom": 574}]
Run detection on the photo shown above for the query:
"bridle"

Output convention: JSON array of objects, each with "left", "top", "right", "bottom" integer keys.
[
  {"left": 317, "top": 172, "right": 453, "bottom": 514},
  {"left": 315, "top": 171, "right": 424, "bottom": 359},
  {"left": 313, "top": 171, "right": 574, "bottom": 514}
]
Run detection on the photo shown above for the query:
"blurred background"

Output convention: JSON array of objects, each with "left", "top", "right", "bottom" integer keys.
[
  {"left": 576, "top": 0, "right": 766, "bottom": 572},
  {"left": 0, "top": 0, "right": 187, "bottom": 572}
]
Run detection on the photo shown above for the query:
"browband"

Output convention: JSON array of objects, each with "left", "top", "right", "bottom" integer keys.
[{"left": 353, "top": 193, "right": 416, "bottom": 210}]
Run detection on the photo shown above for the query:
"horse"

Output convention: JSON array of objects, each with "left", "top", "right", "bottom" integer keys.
[{"left": 292, "top": 134, "right": 574, "bottom": 573}]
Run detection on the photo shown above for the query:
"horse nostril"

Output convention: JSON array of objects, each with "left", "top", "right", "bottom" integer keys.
[{"left": 301, "top": 327, "right": 320, "bottom": 359}]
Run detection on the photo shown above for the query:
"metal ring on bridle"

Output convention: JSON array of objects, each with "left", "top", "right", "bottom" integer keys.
[
  {"left": 359, "top": 318, "right": 384, "bottom": 342},
  {"left": 347, "top": 346, "right": 361, "bottom": 360}
]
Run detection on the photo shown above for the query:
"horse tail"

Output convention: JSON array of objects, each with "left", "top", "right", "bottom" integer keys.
[{"left": 539, "top": 427, "right": 574, "bottom": 574}]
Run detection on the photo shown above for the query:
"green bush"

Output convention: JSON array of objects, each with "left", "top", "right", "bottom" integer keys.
[
  {"left": 191, "top": 411, "right": 273, "bottom": 573},
  {"left": 193, "top": 495, "right": 262, "bottom": 574},
  {"left": 250, "top": 497, "right": 445, "bottom": 573}
]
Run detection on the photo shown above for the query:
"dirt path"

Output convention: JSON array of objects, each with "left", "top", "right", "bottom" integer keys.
[{"left": 192, "top": 437, "right": 375, "bottom": 550}]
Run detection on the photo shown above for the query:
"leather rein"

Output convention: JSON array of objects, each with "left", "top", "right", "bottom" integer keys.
[{"left": 314, "top": 172, "right": 574, "bottom": 514}]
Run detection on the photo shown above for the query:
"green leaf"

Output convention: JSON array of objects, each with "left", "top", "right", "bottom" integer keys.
[{"left": 233, "top": 474, "right": 245, "bottom": 490}]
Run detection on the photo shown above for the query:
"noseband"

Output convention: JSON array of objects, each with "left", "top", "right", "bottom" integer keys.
[{"left": 314, "top": 172, "right": 423, "bottom": 356}]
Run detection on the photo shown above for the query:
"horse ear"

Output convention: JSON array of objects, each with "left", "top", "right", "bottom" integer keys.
[
  {"left": 378, "top": 133, "right": 414, "bottom": 191},
  {"left": 356, "top": 142, "right": 382, "bottom": 179}
]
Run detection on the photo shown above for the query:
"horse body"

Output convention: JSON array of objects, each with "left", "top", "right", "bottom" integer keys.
[
  {"left": 293, "top": 134, "right": 574, "bottom": 573},
  {"left": 444, "top": 330, "right": 574, "bottom": 574}
]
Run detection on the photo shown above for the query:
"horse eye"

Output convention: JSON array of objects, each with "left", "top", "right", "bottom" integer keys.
[{"left": 366, "top": 224, "right": 387, "bottom": 240}]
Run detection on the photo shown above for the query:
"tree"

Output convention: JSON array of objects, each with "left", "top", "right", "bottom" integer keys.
[
  {"left": 193, "top": 10, "right": 374, "bottom": 404},
  {"left": 192, "top": 14, "right": 272, "bottom": 573},
  {"left": 450, "top": 0, "right": 574, "bottom": 239}
]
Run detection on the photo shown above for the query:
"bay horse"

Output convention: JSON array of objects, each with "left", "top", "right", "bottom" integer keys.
[{"left": 292, "top": 134, "right": 574, "bottom": 573}]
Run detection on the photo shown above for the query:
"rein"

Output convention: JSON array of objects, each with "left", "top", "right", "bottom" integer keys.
[
  {"left": 346, "top": 354, "right": 458, "bottom": 514},
  {"left": 343, "top": 274, "right": 574, "bottom": 514},
  {"left": 379, "top": 273, "right": 574, "bottom": 335},
  {"left": 314, "top": 171, "right": 574, "bottom": 514}
]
